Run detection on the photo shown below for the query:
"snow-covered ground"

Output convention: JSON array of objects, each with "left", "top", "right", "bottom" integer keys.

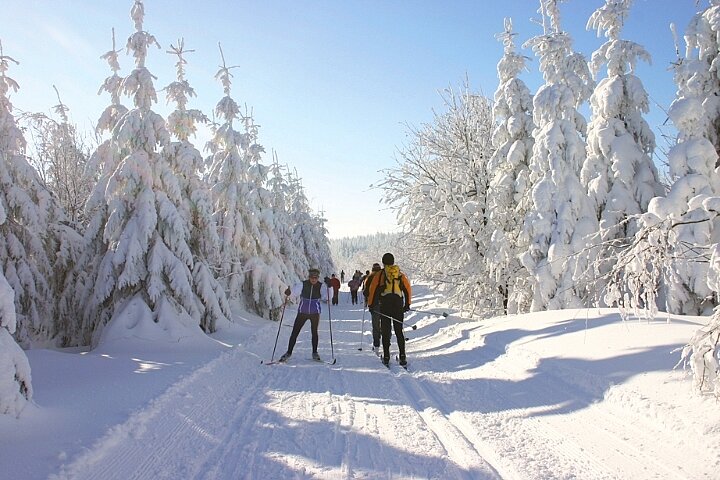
[{"left": 1, "top": 284, "right": 718, "bottom": 479}]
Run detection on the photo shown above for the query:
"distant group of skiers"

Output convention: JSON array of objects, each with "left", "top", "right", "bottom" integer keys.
[{"left": 278, "top": 252, "right": 411, "bottom": 367}]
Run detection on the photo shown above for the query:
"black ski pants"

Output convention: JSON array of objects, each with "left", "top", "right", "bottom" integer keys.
[
  {"left": 286, "top": 312, "right": 320, "bottom": 354},
  {"left": 370, "top": 309, "right": 382, "bottom": 348},
  {"left": 379, "top": 294, "right": 405, "bottom": 360}
]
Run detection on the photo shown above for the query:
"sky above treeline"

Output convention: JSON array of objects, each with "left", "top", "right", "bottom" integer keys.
[{"left": 4, "top": 0, "right": 699, "bottom": 238}]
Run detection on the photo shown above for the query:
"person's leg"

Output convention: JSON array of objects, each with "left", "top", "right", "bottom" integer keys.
[
  {"left": 380, "top": 307, "right": 392, "bottom": 362},
  {"left": 283, "top": 314, "right": 308, "bottom": 359},
  {"left": 385, "top": 296, "right": 406, "bottom": 361},
  {"left": 309, "top": 314, "right": 320, "bottom": 352},
  {"left": 371, "top": 311, "right": 381, "bottom": 348}
]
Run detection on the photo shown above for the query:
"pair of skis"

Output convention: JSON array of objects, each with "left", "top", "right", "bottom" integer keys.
[
  {"left": 376, "top": 350, "right": 408, "bottom": 370},
  {"left": 262, "top": 357, "right": 337, "bottom": 366}
]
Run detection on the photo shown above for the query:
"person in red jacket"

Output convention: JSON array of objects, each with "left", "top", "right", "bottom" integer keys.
[{"left": 329, "top": 274, "right": 341, "bottom": 305}]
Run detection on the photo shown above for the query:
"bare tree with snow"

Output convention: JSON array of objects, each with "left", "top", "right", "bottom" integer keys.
[{"left": 381, "top": 86, "right": 497, "bottom": 316}]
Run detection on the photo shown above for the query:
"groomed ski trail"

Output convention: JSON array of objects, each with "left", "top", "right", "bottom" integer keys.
[{"left": 49, "top": 286, "right": 715, "bottom": 479}]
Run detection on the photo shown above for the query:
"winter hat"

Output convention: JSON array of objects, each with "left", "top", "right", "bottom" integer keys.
[
  {"left": 382, "top": 253, "right": 394, "bottom": 265},
  {"left": 372, "top": 263, "right": 381, "bottom": 271},
  {"left": 308, "top": 268, "right": 320, "bottom": 277}
]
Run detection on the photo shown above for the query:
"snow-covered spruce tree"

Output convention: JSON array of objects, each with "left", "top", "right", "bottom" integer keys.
[
  {"left": 486, "top": 18, "right": 535, "bottom": 314},
  {"left": 0, "top": 58, "right": 35, "bottom": 408},
  {"left": 63, "top": 29, "right": 130, "bottom": 346},
  {"left": 603, "top": 3, "right": 720, "bottom": 393},
  {"left": 163, "top": 39, "right": 231, "bottom": 333},
  {"left": 634, "top": 3, "right": 720, "bottom": 315},
  {"left": 285, "top": 171, "right": 334, "bottom": 277},
  {"left": 581, "top": 0, "right": 663, "bottom": 305},
  {"left": 238, "top": 114, "right": 289, "bottom": 317},
  {"left": 0, "top": 41, "right": 58, "bottom": 347},
  {"left": 85, "top": 1, "right": 210, "bottom": 345},
  {"left": 207, "top": 45, "right": 286, "bottom": 316},
  {"left": 381, "top": 86, "right": 497, "bottom": 316},
  {"left": 0, "top": 270, "right": 32, "bottom": 416},
  {"left": 267, "top": 157, "right": 305, "bottom": 284},
  {"left": 520, "top": 0, "right": 598, "bottom": 311}
]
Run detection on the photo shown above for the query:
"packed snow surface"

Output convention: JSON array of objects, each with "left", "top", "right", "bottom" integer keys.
[{"left": 1, "top": 285, "right": 718, "bottom": 479}]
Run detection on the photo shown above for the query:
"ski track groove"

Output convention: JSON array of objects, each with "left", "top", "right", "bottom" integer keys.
[
  {"left": 47, "top": 299, "right": 702, "bottom": 480},
  {"left": 388, "top": 366, "right": 502, "bottom": 480},
  {"left": 51, "top": 348, "right": 270, "bottom": 480}
]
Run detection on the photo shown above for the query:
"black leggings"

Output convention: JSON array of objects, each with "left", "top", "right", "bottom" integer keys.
[
  {"left": 286, "top": 313, "right": 320, "bottom": 354},
  {"left": 379, "top": 294, "right": 405, "bottom": 359}
]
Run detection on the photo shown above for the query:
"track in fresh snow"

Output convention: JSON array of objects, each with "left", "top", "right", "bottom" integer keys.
[{"left": 49, "top": 287, "right": 706, "bottom": 479}]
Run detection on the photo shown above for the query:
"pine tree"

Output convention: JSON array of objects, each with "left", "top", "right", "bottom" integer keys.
[
  {"left": 581, "top": 0, "right": 664, "bottom": 306},
  {"left": 163, "top": 39, "right": 231, "bottom": 333},
  {"left": 0, "top": 41, "right": 56, "bottom": 347},
  {"left": 0, "top": 269, "right": 32, "bottom": 416},
  {"left": 237, "top": 115, "right": 289, "bottom": 316},
  {"left": 583, "top": 0, "right": 662, "bottom": 238},
  {"left": 0, "top": 45, "right": 32, "bottom": 407},
  {"left": 520, "top": 0, "right": 598, "bottom": 311},
  {"left": 65, "top": 29, "right": 129, "bottom": 346},
  {"left": 487, "top": 18, "right": 535, "bottom": 314},
  {"left": 207, "top": 44, "right": 261, "bottom": 307},
  {"left": 285, "top": 172, "right": 334, "bottom": 277},
  {"left": 86, "top": 1, "right": 206, "bottom": 344},
  {"left": 267, "top": 158, "right": 305, "bottom": 283},
  {"left": 638, "top": 2, "right": 720, "bottom": 314}
]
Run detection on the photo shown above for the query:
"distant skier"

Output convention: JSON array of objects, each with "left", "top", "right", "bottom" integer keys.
[
  {"left": 279, "top": 268, "right": 328, "bottom": 362},
  {"left": 340, "top": 270, "right": 345, "bottom": 283},
  {"left": 348, "top": 277, "right": 361, "bottom": 304},
  {"left": 329, "top": 274, "right": 341, "bottom": 305},
  {"left": 367, "top": 253, "right": 412, "bottom": 366}
]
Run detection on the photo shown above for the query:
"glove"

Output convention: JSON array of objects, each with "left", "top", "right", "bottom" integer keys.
[
  {"left": 284, "top": 287, "right": 291, "bottom": 296},
  {"left": 403, "top": 304, "right": 410, "bottom": 313}
]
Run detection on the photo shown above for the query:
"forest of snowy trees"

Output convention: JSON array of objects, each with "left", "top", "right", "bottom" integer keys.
[
  {"left": 0, "top": 1, "right": 333, "bottom": 415},
  {"left": 380, "top": 0, "right": 720, "bottom": 396},
  {"left": 4, "top": 0, "right": 720, "bottom": 415}
]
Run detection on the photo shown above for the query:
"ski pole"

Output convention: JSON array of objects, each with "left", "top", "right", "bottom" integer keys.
[
  {"left": 270, "top": 296, "right": 289, "bottom": 361},
  {"left": 371, "top": 309, "right": 417, "bottom": 330},
  {"left": 358, "top": 304, "right": 367, "bottom": 351},
  {"left": 327, "top": 286, "right": 335, "bottom": 360},
  {"left": 408, "top": 307, "right": 449, "bottom": 318}
]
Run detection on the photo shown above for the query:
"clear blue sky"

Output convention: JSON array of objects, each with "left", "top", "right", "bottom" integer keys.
[{"left": 4, "top": 1, "right": 699, "bottom": 238}]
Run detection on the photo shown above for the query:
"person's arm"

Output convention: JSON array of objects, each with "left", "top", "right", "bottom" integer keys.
[
  {"left": 286, "top": 283, "right": 303, "bottom": 299},
  {"left": 401, "top": 274, "right": 412, "bottom": 309},
  {"left": 367, "top": 273, "right": 380, "bottom": 307}
]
